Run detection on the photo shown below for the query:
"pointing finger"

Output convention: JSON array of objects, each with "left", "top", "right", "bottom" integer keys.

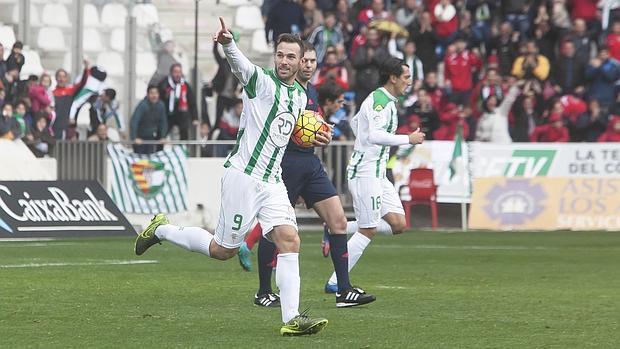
[{"left": 219, "top": 17, "right": 227, "bottom": 31}]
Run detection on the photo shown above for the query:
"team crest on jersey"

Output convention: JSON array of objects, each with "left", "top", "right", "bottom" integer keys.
[
  {"left": 129, "top": 160, "right": 170, "bottom": 198},
  {"left": 269, "top": 111, "right": 296, "bottom": 148},
  {"left": 374, "top": 105, "right": 384, "bottom": 112}
]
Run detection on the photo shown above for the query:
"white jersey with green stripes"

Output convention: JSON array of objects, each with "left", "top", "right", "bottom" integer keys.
[
  {"left": 221, "top": 42, "right": 307, "bottom": 183},
  {"left": 347, "top": 87, "right": 399, "bottom": 179}
]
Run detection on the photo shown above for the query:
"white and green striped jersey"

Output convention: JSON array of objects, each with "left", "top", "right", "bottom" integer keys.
[
  {"left": 222, "top": 41, "right": 307, "bottom": 183},
  {"left": 347, "top": 87, "right": 409, "bottom": 179}
]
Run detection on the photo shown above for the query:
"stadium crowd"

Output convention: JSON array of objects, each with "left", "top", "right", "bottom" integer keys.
[
  {"left": 249, "top": 0, "right": 620, "bottom": 144},
  {"left": 2, "top": 0, "right": 620, "bottom": 160}
]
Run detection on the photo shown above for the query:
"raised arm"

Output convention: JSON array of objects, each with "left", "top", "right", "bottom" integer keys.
[{"left": 215, "top": 17, "right": 256, "bottom": 86}]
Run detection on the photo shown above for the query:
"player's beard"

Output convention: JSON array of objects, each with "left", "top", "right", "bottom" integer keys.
[{"left": 276, "top": 65, "right": 298, "bottom": 83}]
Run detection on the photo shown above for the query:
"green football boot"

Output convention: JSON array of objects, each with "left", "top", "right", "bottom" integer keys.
[
  {"left": 134, "top": 214, "right": 169, "bottom": 256},
  {"left": 280, "top": 309, "right": 328, "bottom": 336}
]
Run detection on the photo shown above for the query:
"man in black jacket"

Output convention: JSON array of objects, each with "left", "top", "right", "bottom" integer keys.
[
  {"left": 210, "top": 42, "right": 239, "bottom": 137},
  {"left": 552, "top": 41, "right": 586, "bottom": 96},
  {"left": 265, "top": 0, "right": 305, "bottom": 42},
  {"left": 158, "top": 63, "right": 197, "bottom": 140},
  {"left": 131, "top": 86, "right": 168, "bottom": 154}
]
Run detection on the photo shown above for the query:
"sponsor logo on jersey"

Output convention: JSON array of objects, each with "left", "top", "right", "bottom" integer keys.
[{"left": 270, "top": 111, "right": 296, "bottom": 148}]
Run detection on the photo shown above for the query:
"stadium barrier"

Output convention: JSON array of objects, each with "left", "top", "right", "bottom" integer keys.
[
  {"left": 52, "top": 139, "right": 356, "bottom": 206},
  {"left": 46, "top": 140, "right": 620, "bottom": 231},
  {"left": 55, "top": 141, "right": 108, "bottom": 183}
]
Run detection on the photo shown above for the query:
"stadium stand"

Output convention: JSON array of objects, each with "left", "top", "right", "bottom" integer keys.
[
  {"left": 41, "top": 3, "right": 71, "bottom": 28},
  {"left": 101, "top": 3, "right": 127, "bottom": 28}
]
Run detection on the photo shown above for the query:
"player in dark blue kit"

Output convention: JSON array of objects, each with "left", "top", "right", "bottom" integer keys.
[{"left": 239, "top": 42, "right": 375, "bottom": 308}]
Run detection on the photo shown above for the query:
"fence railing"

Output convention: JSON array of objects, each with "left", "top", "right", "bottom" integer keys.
[
  {"left": 51, "top": 140, "right": 356, "bottom": 204},
  {"left": 54, "top": 141, "right": 108, "bottom": 184}
]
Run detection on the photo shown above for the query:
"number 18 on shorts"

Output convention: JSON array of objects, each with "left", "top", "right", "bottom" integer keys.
[{"left": 349, "top": 177, "right": 405, "bottom": 229}]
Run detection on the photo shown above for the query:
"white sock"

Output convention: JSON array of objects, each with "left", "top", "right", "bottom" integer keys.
[
  {"left": 377, "top": 219, "right": 393, "bottom": 235},
  {"left": 276, "top": 253, "right": 300, "bottom": 323},
  {"left": 155, "top": 224, "right": 213, "bottom": 257},
  {"left": 328, "top": 232, "right": 371, "bottom": 285},
  {"left": 346, "top": 221, "right": 358, "bottom": 234},
  {"left": 346, "top": 219, "right": 392, "bottom": 235}
]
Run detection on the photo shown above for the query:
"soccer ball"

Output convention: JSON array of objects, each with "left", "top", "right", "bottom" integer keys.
[{"left": 291, "top": 110, "right": 329, "bottom": 148}]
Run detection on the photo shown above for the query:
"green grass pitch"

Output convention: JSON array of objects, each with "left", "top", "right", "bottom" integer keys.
[{"left": 1, "top": 231, "right": 619, "bottom": 348}]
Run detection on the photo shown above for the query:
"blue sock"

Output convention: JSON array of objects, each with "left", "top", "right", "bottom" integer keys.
[
  {"left": 257, "top": 236, "right": 276, "bottom": 295},
  {"left": 329, "top": 234, "right": 352, "bottom": 292}
]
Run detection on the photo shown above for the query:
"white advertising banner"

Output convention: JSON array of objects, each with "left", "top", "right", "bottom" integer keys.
[
  {"left": 470, "top": 143, "right": 620, "bottom": 178},
  {"left": 392, "top": 142, "right": 620, "bottom": 204}
]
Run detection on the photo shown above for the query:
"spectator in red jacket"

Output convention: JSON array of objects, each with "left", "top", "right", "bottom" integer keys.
[
  {"left": 559, "top": 94, "right": 588, "bottom": 124},
  {"left": 422, "top": 71, "right": 446, "bottom": 111},
  {"left": 597, "top": 115, "right": 620, "bottom": 142},
  {"left": 28, "top": 75, "right": 51, "bottom": 114},
  {"left": 569, "top": 0, "right": 599, "bottom": 31},
  {"left": 315, "top": 50, "right": 349, "bottom": 90},
  {"left": 444, "top": 37, "right": 482, "bottom": 105},
  {"left": 396, "top": 114, "right": 421, "bottom": 135},
  {"left": 470, "top": 68, "right": 504, "bottom": 119},
  {"left": 53, "top": 60, "right": 89, "bottom": 139},
  {"left": 433, "top": 0, "right": 458, "bottom": 41},
  {"left": 530, "top": 112, "right": 569, "bottom": 142},
  {"left": 356, "top": 0, "right": 390, "bottom": 26},
  {"left": 433, "top": 103, "right": 470, "bottom": 140},
  {"left": 607, "top": 21, "right": 620, "bottom": 62}
]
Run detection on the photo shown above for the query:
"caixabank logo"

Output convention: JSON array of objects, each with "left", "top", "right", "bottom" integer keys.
[{"left": 0, "top": 181, "right": 134, "bottom": 237}]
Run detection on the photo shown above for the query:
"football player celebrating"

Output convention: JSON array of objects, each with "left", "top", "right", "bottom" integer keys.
[{"left": 134, "top": 18, "right": 327, "bottom": 336}]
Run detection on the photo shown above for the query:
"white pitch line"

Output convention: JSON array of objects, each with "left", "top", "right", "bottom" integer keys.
[
  {"left": 0, "top": 260, "right": 158, "bottom": 268},
  {"left": 375, "top": 244, "right": 554, "bottom": 251},
  {"left": 0, "top": 237, "right": 62, "bottom": 242},
  {"left": 0, "top": 242, "right": 80, "bottom": 248},
  {"left": 374, "top": 285, "right": 408, "bottom": 290}
]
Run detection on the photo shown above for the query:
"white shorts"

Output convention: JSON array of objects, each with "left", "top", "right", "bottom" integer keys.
[
  {"left": 214, "top": 167, "right": 297, "bottom": 249},
  {"left": 349, "top": 177, "right": 405, "bottom": 229}
]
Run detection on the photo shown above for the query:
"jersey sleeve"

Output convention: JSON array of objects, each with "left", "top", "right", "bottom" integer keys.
[
  {"left": 222, "top": 41, "right": 259, "bottom": 89},
  {"left": 366, "top": 103, "right": 410, "bottom": 146}
]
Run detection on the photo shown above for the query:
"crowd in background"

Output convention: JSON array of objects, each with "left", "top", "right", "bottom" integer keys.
[
  {"left": 212, "top": 0, "right": 620, "bottom": 144},
  {"left": 0, "top": 31, "right": 198, "bottom": 157},
  {"left": 2, "top": 0, "right": 620, "bottom": 160}
]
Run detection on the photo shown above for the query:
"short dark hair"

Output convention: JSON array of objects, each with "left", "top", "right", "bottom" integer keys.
[
  {"left": 302, "top": 41, "right": 316, "bottom": 54},
  {"left": 169, "top": 62, "right": 182, "bottom": 73},
  {"left": 103, "top": 88, "right": 116, "bottom": 100},
  {"left": 275, "top": 33, "right": 304, "bottom": 57},
  {"left": 34, "top": 111, "right": 49, "bottom": 123},
  {"left": 15, "top": 100, "right": 27, "bottom": 109},
  {"left": 12, "top": 41, "right": 23, "bottom": 50},
  {"left": 318, "top": 81, "right": 345, "bottom": 106},
  {"left": 147, "top": 85, "right": 159, "bottom": 94},
  {"left": 378, "top": 56, "right": 407, "bottom": 86}
]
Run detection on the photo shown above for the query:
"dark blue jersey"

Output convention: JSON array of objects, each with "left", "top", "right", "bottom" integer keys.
[{"left": 286, "top": 82, "right": 319, "bottom": 153}]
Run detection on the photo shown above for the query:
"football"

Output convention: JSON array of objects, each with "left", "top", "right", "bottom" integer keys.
[{"left": 291, "top": 110, "right": 329, "bottom": 148}]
